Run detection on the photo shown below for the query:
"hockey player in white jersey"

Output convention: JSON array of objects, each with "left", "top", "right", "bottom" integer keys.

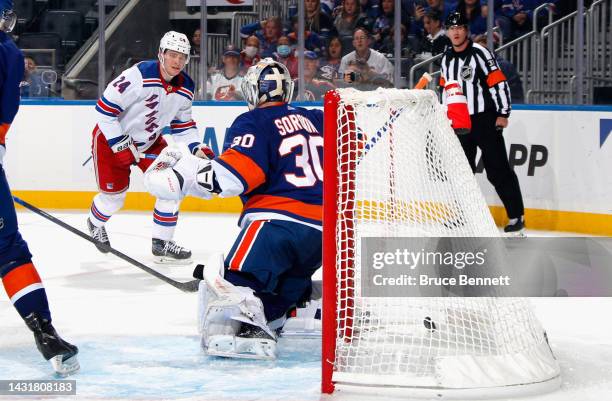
[
  {"left": 87, "top": 31, "right": 213, "bottom": 263},
  {"left": 143, "top": 59, "right": 323, "bottom": 359}
]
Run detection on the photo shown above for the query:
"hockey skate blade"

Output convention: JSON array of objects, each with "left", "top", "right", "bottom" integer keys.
[
  {"left": 504, "top": 230, "right": 526, "bottom": 238},
  {"left": 50, "top": 354, "right": 80, "bottom": 377},
  {"left": 153, "top": 256, "right": 193, "bottom": 265},
  {"left": 206, "top": 335, "right": 276, "bottom": 360}
]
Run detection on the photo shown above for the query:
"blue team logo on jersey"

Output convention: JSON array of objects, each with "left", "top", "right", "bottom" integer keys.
[{"left": 600, "top": 119, "right": 612, "bottom": 148}]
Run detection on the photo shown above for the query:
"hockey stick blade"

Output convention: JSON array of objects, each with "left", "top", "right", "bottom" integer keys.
[{"left": 12, "top": 195, "right": 200, "bottom": 293}]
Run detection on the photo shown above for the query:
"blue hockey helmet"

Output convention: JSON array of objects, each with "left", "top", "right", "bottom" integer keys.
[
  {"left": 0, "top": 0, "right": 16, "bottom": 33},
  {"left": 241, "top": 58, "right": 294, "bottom": 110}
]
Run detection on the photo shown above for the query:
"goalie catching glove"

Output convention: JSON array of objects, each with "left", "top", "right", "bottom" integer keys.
[{"left": 143, "top": 144, "right": 217, "bottom": 201}]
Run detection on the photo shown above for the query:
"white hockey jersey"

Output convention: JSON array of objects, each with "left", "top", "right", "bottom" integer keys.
[
  {"left": 207, "top": 72, "right": 244, "bottom": 101},
  {"left": 95, "top": 60, "right": 200, "bottom": 152}
]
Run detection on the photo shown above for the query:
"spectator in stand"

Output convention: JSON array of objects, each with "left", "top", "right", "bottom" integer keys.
[
  {"left": 372, "top": 0, "right": 406, "bottom": 50},
  {"left": 421, "top": 9, "right": 450, "bottom": 56},
  {"left": 208, "top": 45, "right": 244, "bottom": 101},
  {"left": 497, "top": 0, "right": 547, "bottom": 40},
  {"left": 339, "top": 27, "right": 394, "bottom": 83},
  {"left": 305, "top": 0, "right": 338, "bottom": 39},
  {"left": 321, "top": 0, "right": 339, "bottom": 15},
  {"left": 334, "top": 0, "right": 365, "bottom": 37},
  {"left": 240, "top": 35, "right": 261, "bottom": 74},
  {"left": 20, "top": 57, "right": 49, "bottom": 98},
  {"left": 474, "top": 33, "right": 524, "bottom": 103},
  {"left": 319, "top": 36, "right": 343, "bottom": 81},
  {"left": 240, "top": 17, "right": 283, "bottom": 58},
  {"left": 359, "top": 0, "right": 381, "bottom": 18},
  {"left": 457, "top": 0, "right": 487, "bottom": 36},
  {"left": 273, "top": 36, "right": 298, "bottom": 78},
  {"left": 287, "top": 16, "right": 325, "bottom": 54},
  {"left": 343, "top": 58, "right": 393, "bottom": 90},
  {"left": 377, "top": 23, "right": 408, "bottom": 55},
  {"left": 191, "top": 28, "right": 201, "bottom": 55},
  {"left": 411, "top": 0, "right": 454, "bottom": 38},
  {"left": 296, "top": 50, "right": 337, "bottom": 101}
]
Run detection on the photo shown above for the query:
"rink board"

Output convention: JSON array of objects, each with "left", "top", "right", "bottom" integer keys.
[{"left": 5, "top": 101, "right": 612, "bottom": 234}]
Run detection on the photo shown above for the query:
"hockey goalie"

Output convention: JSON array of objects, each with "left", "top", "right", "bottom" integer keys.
[{"left": 145, "top": 58, "right": 323, "bottom": 360}]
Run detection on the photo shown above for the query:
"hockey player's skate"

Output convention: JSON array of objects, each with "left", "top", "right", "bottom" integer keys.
[
  {"left": 152, "top": 238, "right": 192, "bottom": 264},
  {"left": 504, "top": 216, "right": 525, "bottom": 237},
  {"left": 207, "top": 322, "right": 277, "bottom": 360},
  {"left": 277, "top": 299, "right": 322, "bottom": 338},
  {"left": 87, "top": 218, "right": 110, "bottom": 253},
  {"left": 24, "top": 313, "right": 79, "bottom": 376}
]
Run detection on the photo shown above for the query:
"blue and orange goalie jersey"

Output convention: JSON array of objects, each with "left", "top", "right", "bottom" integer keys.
[{"left": 212, "top": 103, "right": 323, "bottom": 229}]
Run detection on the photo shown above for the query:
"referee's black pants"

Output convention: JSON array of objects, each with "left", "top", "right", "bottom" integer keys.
[{"left": 458, "top": 111, "right": 525, "bottom": 220}]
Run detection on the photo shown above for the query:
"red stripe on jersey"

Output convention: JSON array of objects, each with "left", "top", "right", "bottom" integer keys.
[
  {"left": 178, "top": 87, "right": 194, "bottom": 97},
  {"left": 244, "top": 195, "right": 322, "bottom": 223},
  {"left": 170, "top": 121, "right": 196, "bottom": 129},
  {"left": 2, "top": 263, "right": 43, "bottom": 299},
  {"left": 228, "top": 220, "right": 266, "bottom": 271},
  {"left": 217, "top": 149, "right": 266, "bottom": 193},
  {"left": 97, "top": 99, "right": 121, "bottom": 115}
]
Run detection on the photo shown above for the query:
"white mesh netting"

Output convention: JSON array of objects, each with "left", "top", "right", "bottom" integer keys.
[{"left": 330, "top": 88, "right": 559, "bottom": 392}]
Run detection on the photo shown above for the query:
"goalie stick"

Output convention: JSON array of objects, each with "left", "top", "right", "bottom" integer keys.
[{"left": 12, "top": 195, "right": 200, "bottom": 293}]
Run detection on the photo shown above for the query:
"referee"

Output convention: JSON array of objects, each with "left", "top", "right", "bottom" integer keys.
[{"left": 440, "top": 12, "right": 525, "bottom": 233}]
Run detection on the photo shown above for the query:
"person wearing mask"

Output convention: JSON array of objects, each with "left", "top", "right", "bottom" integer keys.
[
  {"left": 273, "top": 36, "right": 298, "bottom": 78},
  {"left": 240, "top": 35, "right": 261, "bottom": 75}
]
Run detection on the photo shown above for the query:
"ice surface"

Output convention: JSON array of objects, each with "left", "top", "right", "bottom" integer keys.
[{"left": 1, "top": 210, "right": 611, "bottom": 400}]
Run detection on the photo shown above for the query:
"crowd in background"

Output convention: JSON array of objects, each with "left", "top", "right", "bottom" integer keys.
[
  {"left": 16, "top": 0, "right": 587, "bottom": 101},
  {"left": 203, "top": 0, "right": 566, "bottom": 102}
]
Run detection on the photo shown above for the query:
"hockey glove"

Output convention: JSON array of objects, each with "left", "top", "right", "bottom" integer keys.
[
  {"left": 111, "top": 135, "right": 139, "bottom": 166},
  {"left": 191, "top": 143, "right": 215, "bottom": 159}
]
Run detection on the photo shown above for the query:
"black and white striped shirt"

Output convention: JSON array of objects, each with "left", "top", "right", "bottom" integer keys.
[{"left": 440, "top": 41, "right": 511, "bottom": 117}]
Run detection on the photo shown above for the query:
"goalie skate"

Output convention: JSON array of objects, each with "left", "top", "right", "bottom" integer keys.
[{"left": 207, "top": 323, "right": 276, "bottom": 360}]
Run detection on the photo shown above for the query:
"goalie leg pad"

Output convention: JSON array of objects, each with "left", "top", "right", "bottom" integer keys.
[{"left": 197, "top": 255, "right": 277, "bottom": 359}]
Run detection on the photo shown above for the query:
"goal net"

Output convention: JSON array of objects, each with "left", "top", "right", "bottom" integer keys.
[{"left": 321, "top": 88, "right": 560, "bottom": 398}]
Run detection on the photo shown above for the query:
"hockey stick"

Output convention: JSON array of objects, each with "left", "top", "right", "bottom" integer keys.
[
  {"left": 356, "top": 73, "right": 434, "bottom": 161},
  {"left": 12, "top": 195, "right": 200, "bottom": 293},
  {"left": 82, "top": 153, "right": 157, "bottom": 167}
]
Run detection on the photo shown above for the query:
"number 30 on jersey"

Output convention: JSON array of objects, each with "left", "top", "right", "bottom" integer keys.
[{"left": 279, "top": 134, "right": 323, "bottom": 187}]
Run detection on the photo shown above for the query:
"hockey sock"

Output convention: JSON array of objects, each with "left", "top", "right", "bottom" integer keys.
[
  {"left": 89, "top": 192, "right": 125, "bottom": 227},
  {"left": 1, "top": 262, "right": 51, "bottom": 321},
  {"left": 152, "top": 199, "right": 179, "bottom": 241}
]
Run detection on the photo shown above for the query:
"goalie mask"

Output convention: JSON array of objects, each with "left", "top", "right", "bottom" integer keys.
[
  {"left": 241, "top": 58, "right": 294, "bottom": 110},
  {"left": 0, "top": 0, "right": 16, "bottom": 33},
  {"left": 158, "top": 31, "right": 191, "bottom": 65}
]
